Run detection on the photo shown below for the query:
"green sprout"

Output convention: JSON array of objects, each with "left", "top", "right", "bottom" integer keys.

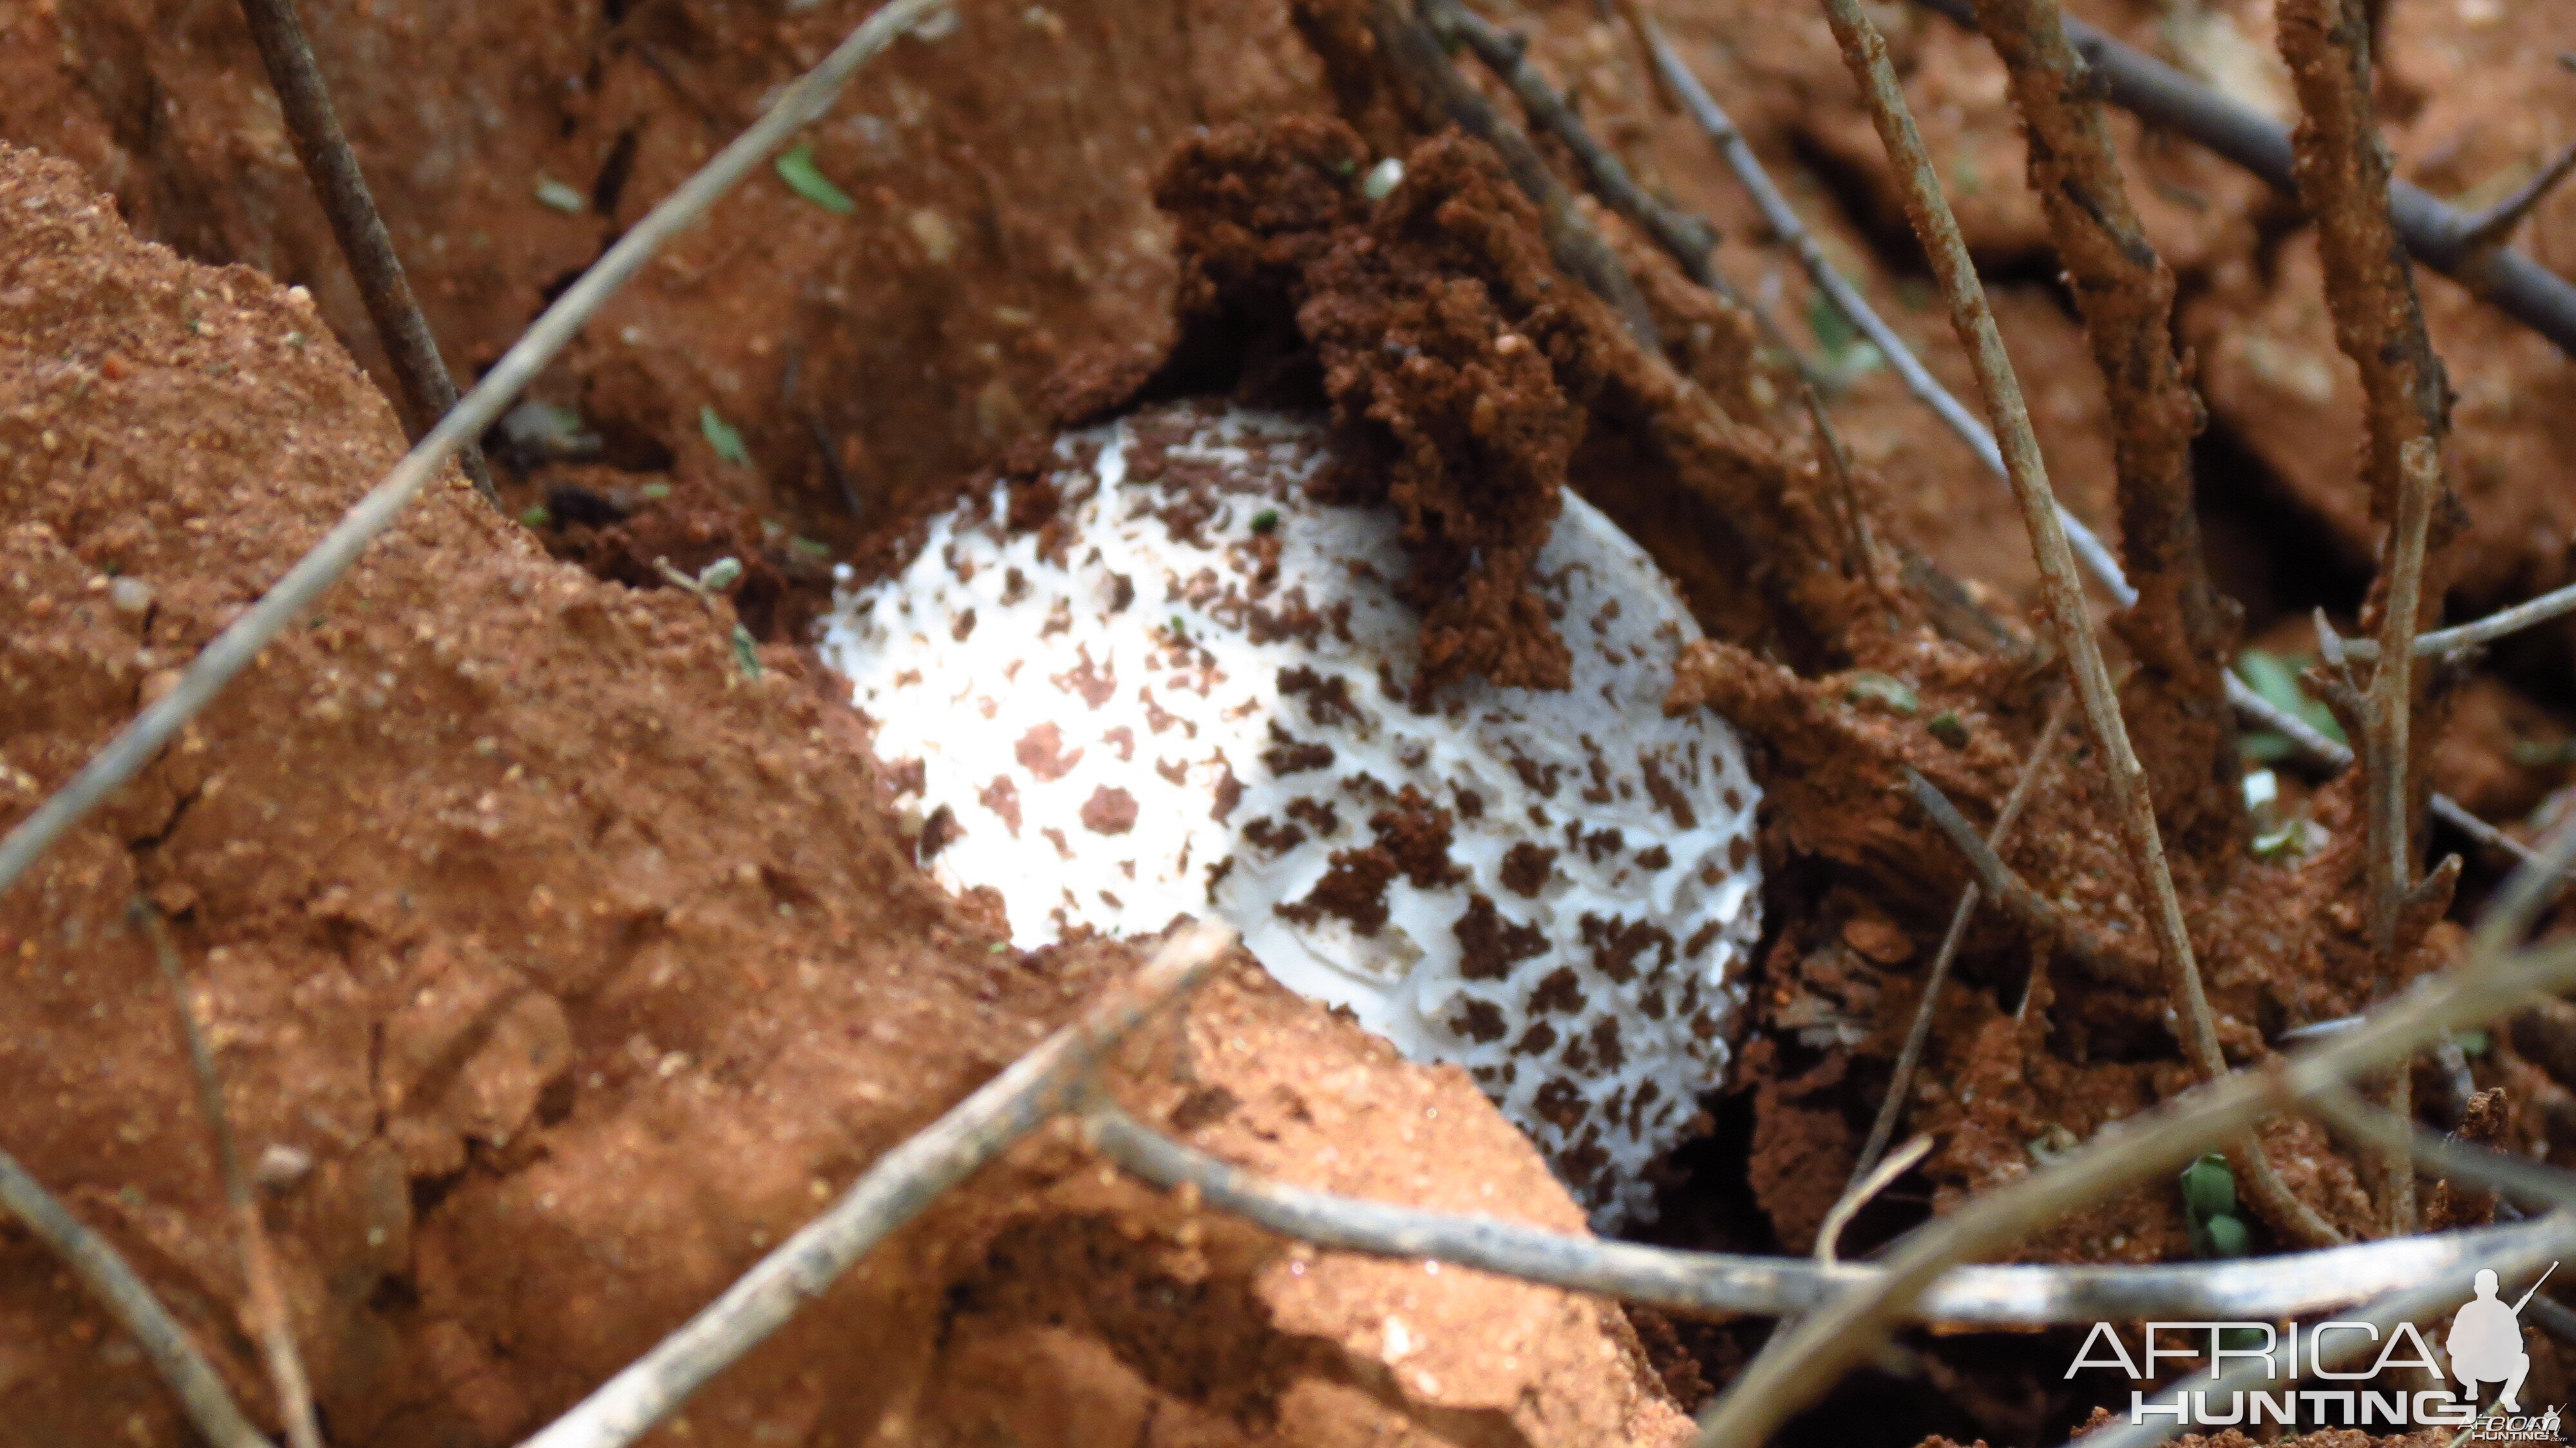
[
  {"left": 775, "top": 144, "right": 857, "bottom": 215},
  {"left": 1843, "top": 671, "right": 1919, "bottom": 716},
  {"left": 701, "top": 406, "right": 752, "bottom": 466},
  {"left": 1927, "top": 710, "right": 1969, "bottom": 748},
  {"left": 534, "top": 175, "right": 587, "bottom": 214}
]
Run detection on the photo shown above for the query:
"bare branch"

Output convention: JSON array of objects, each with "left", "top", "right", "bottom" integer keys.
[
  {"left": 1819, "top": 1134, "right": 1932, "bottom": 1265},
  {"left": 0, "top": 1148, "right": 274, "bottom": 1448},
  {"left": 2450, "top": 135, "right": 2576, "bottom": 251},
  {"left": 0, "top": 0, "right": 958, "bottom": 908},
  {"left": 1910, "top": 0, "right": 2576, "bottom": 358},
  {"left": 2076, "top": 1210, "right": 2576, "bottom": 1448},
  {"left": 231, "top": 0, "right": 494, "bottom": 502},
  {"left": 1902, "top": 766, "right": 2150, "bottom": 990},
  {"left": 513, "top": 920, "right": 1233, "bottom": 1448},
  {"left": 1361, "top": 0, "right": 1660, "bottom": 347},
  {"left": 1084, "top": 1101, "right": 2567, "bottom": 1327},
  {"left": 2341, "top": 577, "right": 2576, "bottom": 660},
  {"left": 1852, "top": 696, "right": 2073, "bottom": 1183},
  {"left": 1692, "top": 916, "right": 2576, "bottom": 1447},
  {"left": 1809, "top": 0, "right": 2336, "bottom": 1253},
  {"left": 1432, "top": 0, "right": 1718, "bottom": 285},
  {"left": 137, "top": 904, "right": 321, "bottom": 1448},
  {"left": 1970, "top": 0, "right": 2242, "bottom": 846}
]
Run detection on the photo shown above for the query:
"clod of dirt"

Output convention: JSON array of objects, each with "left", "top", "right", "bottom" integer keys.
[
  {"left": 0, "top": 145, "right": 1685, "bottom": 1448},
  {"left": 824, "top": 399, "right": 1761, "bottom": 1226}
]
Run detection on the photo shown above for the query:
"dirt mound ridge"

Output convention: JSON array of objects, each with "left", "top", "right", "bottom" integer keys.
[{"left": 0, "top": 144, "right": 1684, "bottom": 1448}]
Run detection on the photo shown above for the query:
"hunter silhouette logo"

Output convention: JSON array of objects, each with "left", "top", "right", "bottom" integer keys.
[{"left": 2450, "top": 1264, "right": 2550, "bottom": 1413}]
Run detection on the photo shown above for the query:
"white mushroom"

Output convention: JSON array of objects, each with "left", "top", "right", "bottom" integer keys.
[{"left": 820, "top": 400, "right": 1761, "bottom": 1225}]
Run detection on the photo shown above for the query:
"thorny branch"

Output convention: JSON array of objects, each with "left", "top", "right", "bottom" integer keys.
[
  {"left": 1970, "top": 0, "right": 2242, "bottom": 850},
  {"left": 1810, "top": 0, "right": 2338, "bottom": 1253},
  {"left": 514, "top": 922, "right": 1232, "bottom": 1448},
  {"left": 0, "top": 0, "right": 961, "bottom": 909},
  {"left": 138, "top": 904, "right": 322, "bottom": 1448},
  {"left": 1361, "top": 0, "right": 1661, "bottom": 347},
  {"left": 0, "top": 1147, "right": 274, "bottom": 1448},
  {"left": 231, "top": 0, "right": 494, "bottom": 502}
]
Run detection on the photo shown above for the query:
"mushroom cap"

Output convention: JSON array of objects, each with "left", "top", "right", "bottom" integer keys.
[{"left": 822, "top": 401, "right": 1760, "bottom": 1225}]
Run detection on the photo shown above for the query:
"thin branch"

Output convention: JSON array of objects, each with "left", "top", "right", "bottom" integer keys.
[
  {"left": 1363, "top": 0, "right": 1661, "bottom": 347},
  {"left": 1852, "top": 696, "right": 2074, "bottom": 1184},
  {"left": 2340, "top": 577, "right": 2576, "bottom": 659},
  {"left": 1902, "top": 766, "right": 2150, "bottom": 989},
  {"left": 0, "top": 0, "right": 957, "bottom": 908},
  {"left": 0, "top": 1148, "right": 274, "bottom": 1448},
  {"left": 1971, "top": 0, "right": 2242, "bottom": 842},
  {"left": 1084, "top": 1101, "right": 2567, "bottom": 1327},
  {"left": 1431, "top": 0, "right": 1719, "bottom": 285},
  {"left": 2076, "top": 1210, "right": 2576, "bottom": 1448},
  {"left": 1814, "top": 0, "right": 2336, "bottom": 1252},
  {"left": 1690, "top": 917, "right": 2576, "bottom": 1447},
  {"left": 231, "top": 0, "right": 494, "bottom": 502},
  {"left": 514, "top": 920, "right": 1232, "bottom": 1448},
  {"left": 2367, "top": 439, "right": 2442, "bottom": 1234},
  {"left": 2305, "top": 1081, "right": 2576, "bottom": 1214},
  {"left": 137, "top": 904, "right": 321, "bottom": 1448},
  {"left": 1819, "top": 1134, "right": 1932, "bottom": 1265},
  {"left": 1651, "top": 15, "right": 2536, "bottom": 866},
  {"left": 1909, "top": 0, "right": 2576, "bottom": 358},
  {"left": 2450, "top": 135, "right": 2576, "bottom": 251}
]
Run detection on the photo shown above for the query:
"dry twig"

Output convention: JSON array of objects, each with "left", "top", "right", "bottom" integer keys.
[
  {"left": 1851, "top": 697, "right": 2073, "bottom": 1184},
  {"left": 0, "top": 0, "right": 957, "bottom": 907},
  {"left": 231, "top": 0, "right": 493, "bottom": 502},
  {"left": 1910, "top": 0, "right": 2576, "bottom": 357},
  {"left": 2342, "top": 578, "right": 2576, "bottom": 659},
  {"left": 1363, "top": 0, "right": 1660, "bottom": 347},
  {"left": 515, "top": 920, "right": 1231, "bottom": 1448},
  {"left": 137, "top": 904, "right": 321, "bottom": 1448},
  {"left": 1646, "top": 18, "right": 2534, "bottom": 870},
  {"left": 1971, "top": 0, "right": 2242, "bottom": 847},
  {"left": 1431, "top": 0, "right": 1718, "bottom": 285},
  {"left": 1693, "top": 876, "right": 2576, "bottom": 1443},
  {"left": 1819, "top": 1134, "right": 1932, "bottom": 1265},
  {"left": 2076, "top": 1210, "right": 2576, "bottom": 1448},
  {"left": 1902, "top": 766, "right": 2148, "bottom": 989},
  {"left": 1812, "top": 0, "right": 2336, "bottom": 1251},
  {"left": 1084, "top": 1102, "right": 2565, "bottom": 1327},
  {"left": 0, "top": 1148, "right": 273, "bottom": 1448},
  {"left": 2450, "top": 136, "right": 2576, "bottom": 251}
]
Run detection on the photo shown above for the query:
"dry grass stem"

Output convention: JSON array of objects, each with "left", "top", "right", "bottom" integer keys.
[
  {"left": 137, "top": 903, "right": 322, "bottom": 1448},
  {"left": 1812, "top": 0, "right": 2335, "bottom": 1250},
  {"left": 1085, "top": 1102, "right": 2562, "bottom": 1326},
  {"left": 515, "top": 920, "right": 1232, "bottom": 1448},
  {"left": 231, "top": 0, "right": 493, "bottom": 501},
  {"left": 1819, "top": 1134, "right": 1933, "bottom": 1265},
  {"left": 2452, "top": 135, "right": 2576, "bottom": 250},
  {"left": 0, "top": 1147, "right": 274, "bottom": 1448},
  {"left": 0, "top": 0, "right": 956, "bottom": 907},
  {"left": 1853, "top": 696, "right": 2074, "bottom": 1183}
]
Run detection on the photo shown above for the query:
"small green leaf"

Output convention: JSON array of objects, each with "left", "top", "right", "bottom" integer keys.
[
  {"left": 535, "top": 175, "right": 587, "bottom": 213},
  {"left": 641, "top": 481, "right": 674, "bottom": 501},
  {"left": 697, "top": 556, "right": 745, "bottom": 593},
  {"left": 1927, "top": 710, "right": 1969, "bottom": 748},
  {"left": 2455, "top": 1028, "right": 2492, "bottom": 1058},
  {"left": 2179, "top": 1152, "right": 2237, "bottom": 1222},
  {"left": 2235, "top": 649, "right": 2347, "bottom": 745},
  {"left": 1250, "top": 508, "right": 1281, "bottom": 535},
  {"left": 1843, "top": 671, "right": 1919, "bottom": 716},
  {"left": 700, "top": 406, "right": 751, "bottom": 466},
  {"left": 732, "top": 624, "right": 764, "bottom": 679},
  {"left": 774, "top": 144, "right": 857, "bottom": 215},
  {"left": 2201, "top": 1212, "right": 2251, "bottom": 1258},
  {"left": 789, "top": 535, "right": 835, "bottom": 562},
  {"left": 520, "top": 504, "right": 553, "bottom": 529}
]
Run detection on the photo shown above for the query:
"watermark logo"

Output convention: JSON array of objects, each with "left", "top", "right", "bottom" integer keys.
[{"left": 2071, "top": 1262, "right": 2562, "bottom": 1438}]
